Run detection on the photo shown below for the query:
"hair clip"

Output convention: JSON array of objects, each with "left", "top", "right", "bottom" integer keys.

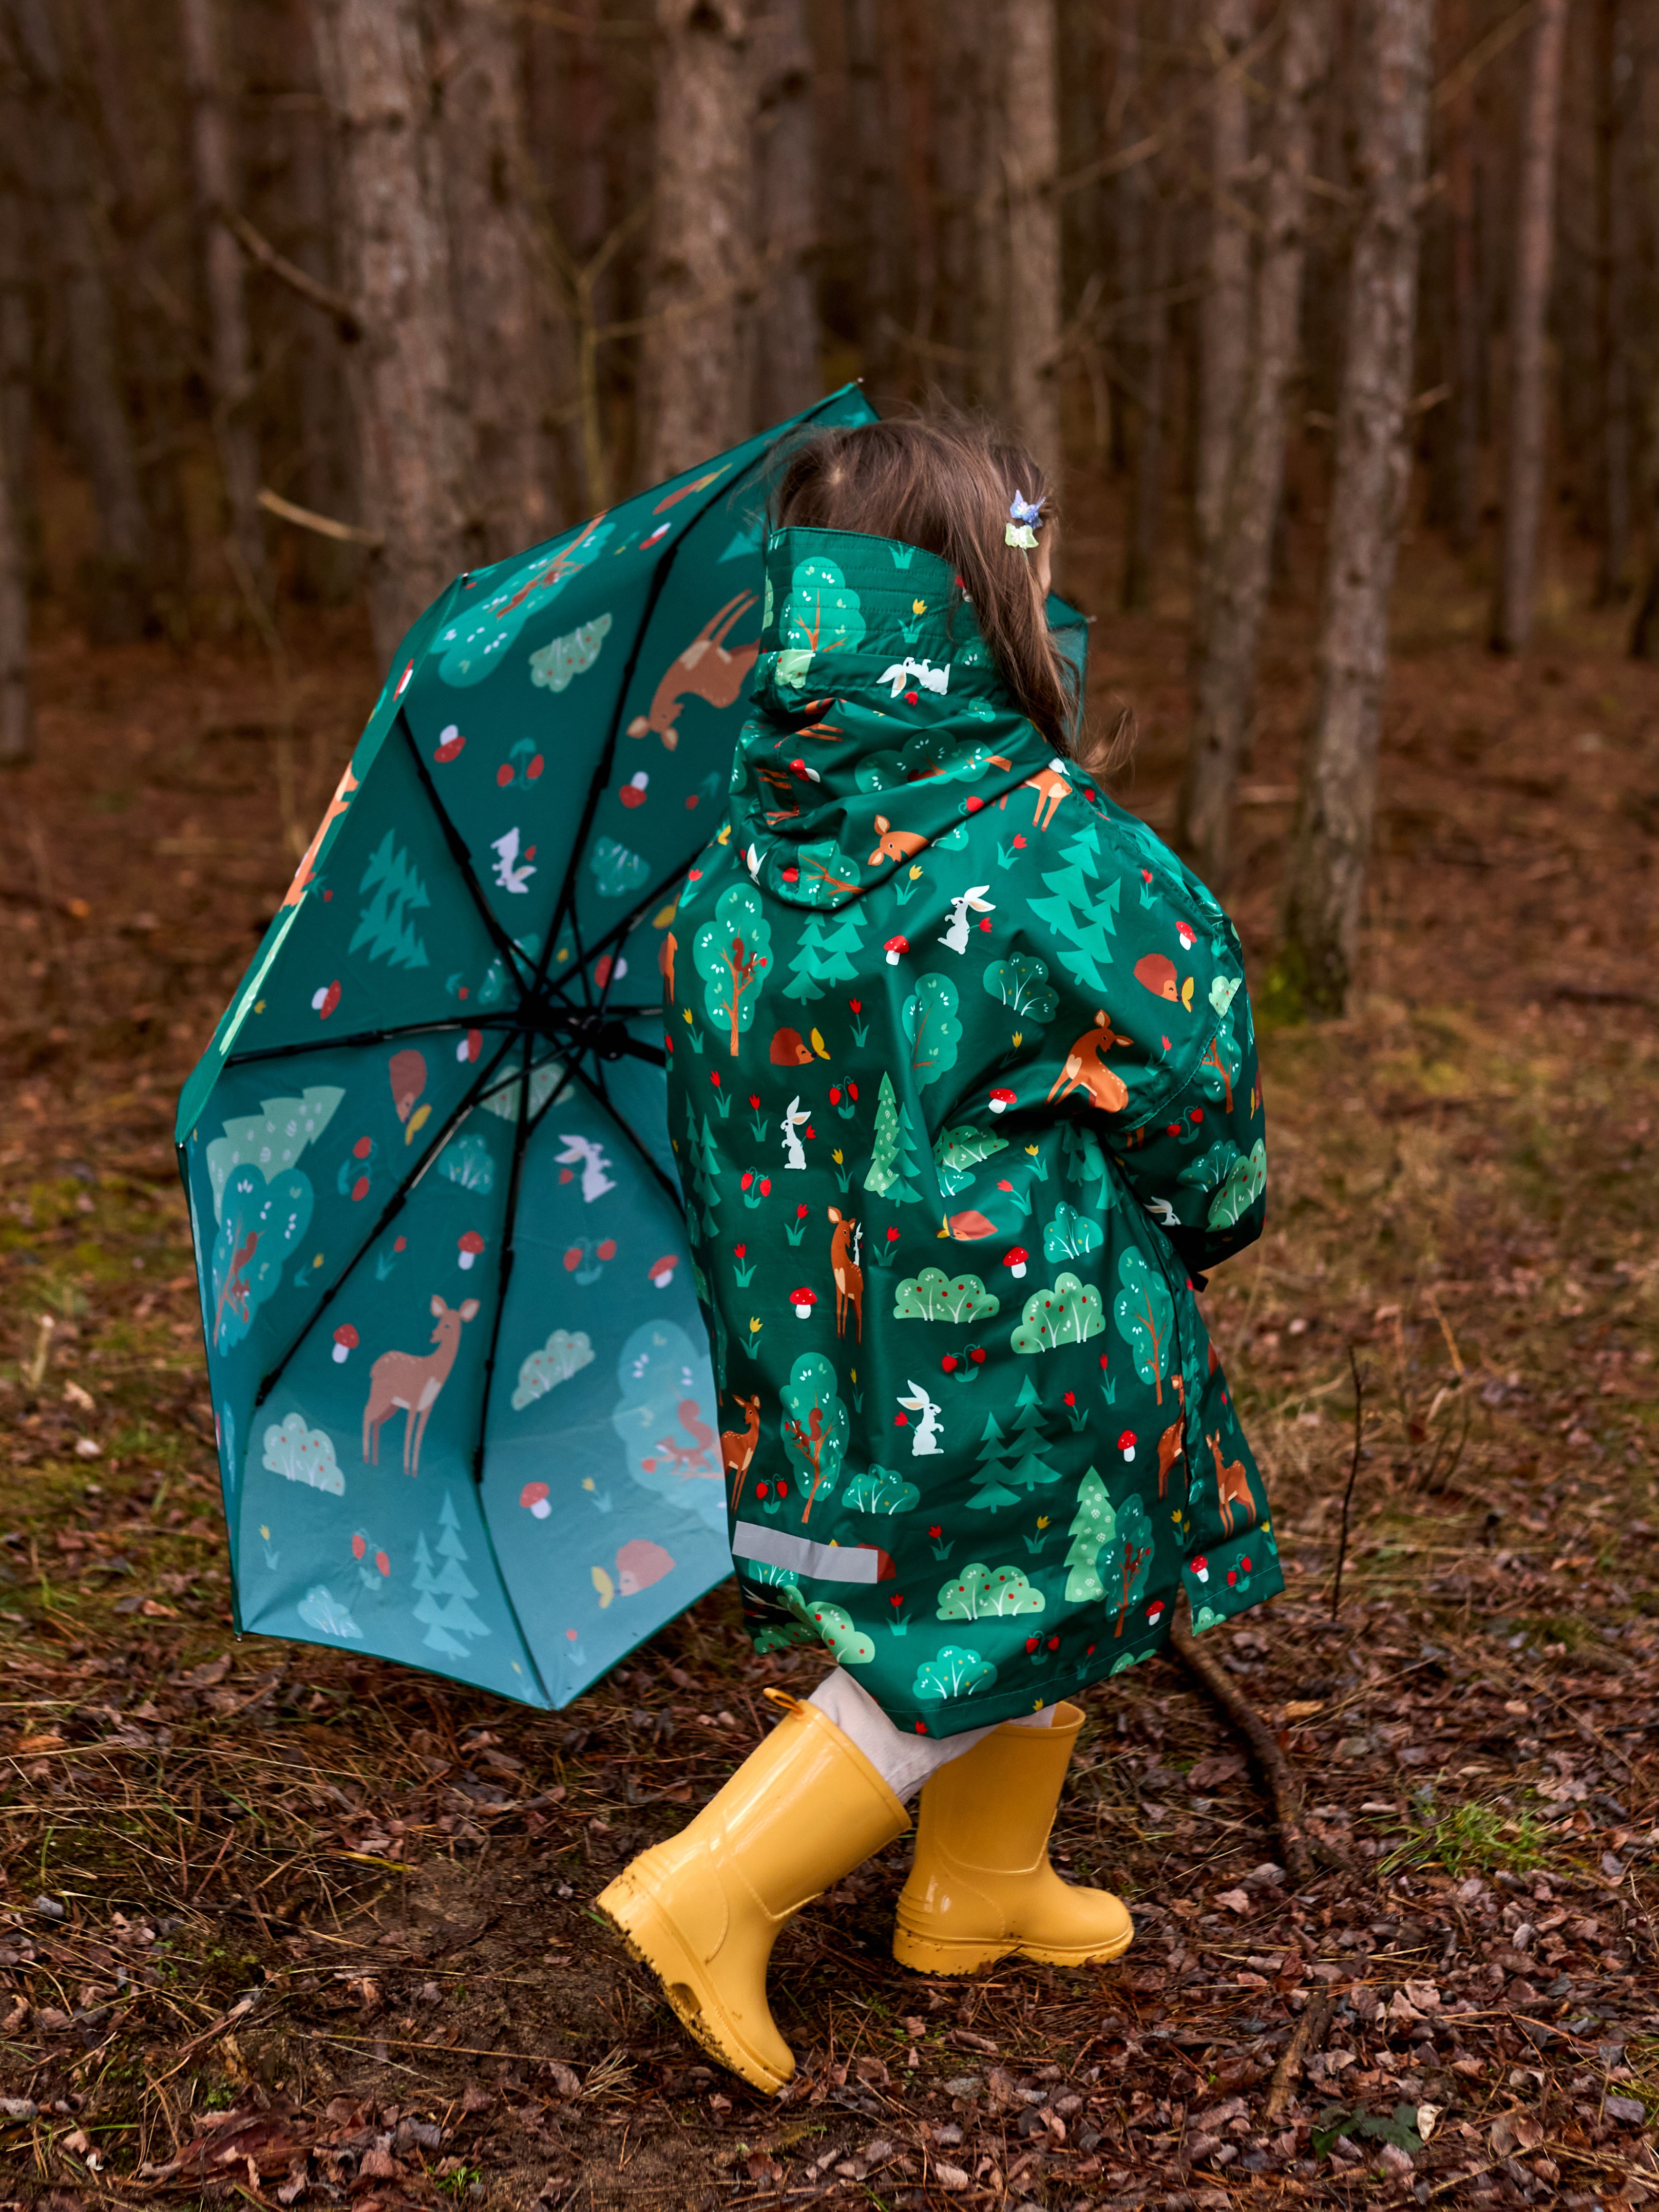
[{"left": 1005, "top": 490, "right": 1043, "bottom": 549}]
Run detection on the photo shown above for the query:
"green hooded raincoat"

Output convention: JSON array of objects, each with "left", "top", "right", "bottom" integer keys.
[{"left": 664, "top": 527, "right": 1280, "bottom": 1736}]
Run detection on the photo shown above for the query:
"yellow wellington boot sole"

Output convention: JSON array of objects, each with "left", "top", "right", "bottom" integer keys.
[
  {"left": 596, "top": 1869, "right": 794, "bottom": 2096},
  {"left": 892, "top": 1919, "right": 1135, "bottom": 1976}
]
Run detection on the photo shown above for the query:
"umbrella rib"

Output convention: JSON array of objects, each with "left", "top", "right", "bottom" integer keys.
[
  {"left": 528, "top": 397, "right": 846, "bottom": 1010},
  {"left": 469, "top": 1025, "right": 533, "bottom": 1491},
  {"left": 396, "top": 708, "right": 536, "bottom": 978},
  {"left": 461, "top": 1026, "right": 556, "bottom": 1707},
  {"left": 247, "top": 1027, "right": 521, "bottom": 1414},
  {"left": 549, "top": 1058, "right": 683, "bottom": 1210},
  {"left": 221, "top": 1014, "right": 499, "bottom": 1069}
]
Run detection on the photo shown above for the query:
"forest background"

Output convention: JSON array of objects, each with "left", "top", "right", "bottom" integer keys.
[{"left": 0, "top": 2, "right": 1657, "bottom": 2209}]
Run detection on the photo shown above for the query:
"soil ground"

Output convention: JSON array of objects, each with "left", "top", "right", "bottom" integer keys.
[{"left": 0, "top": 512, "right": 1656, "bottom": 2211}]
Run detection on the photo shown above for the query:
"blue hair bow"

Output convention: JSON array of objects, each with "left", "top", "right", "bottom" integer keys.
[{"left": 1006, "top": 490, "right": 1043, "bottom": 549}]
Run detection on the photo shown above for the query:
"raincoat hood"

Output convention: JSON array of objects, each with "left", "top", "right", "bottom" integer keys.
[{"left": 731, "top": 527, "right": 1064, "bottom": 911}]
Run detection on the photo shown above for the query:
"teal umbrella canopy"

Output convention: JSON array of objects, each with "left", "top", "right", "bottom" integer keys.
[{"left": 176, "top": 386, "right": 878, "bottom": 1708}]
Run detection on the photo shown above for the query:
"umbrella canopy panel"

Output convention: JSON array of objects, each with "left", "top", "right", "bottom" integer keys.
[{"left": 177, "top": 386, "right": 876, "bottom": 1708}]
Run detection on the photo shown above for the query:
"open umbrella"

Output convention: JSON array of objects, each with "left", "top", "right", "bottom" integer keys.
[{"left": 175, "top": 386, "right": 879, "bottom": 1709}]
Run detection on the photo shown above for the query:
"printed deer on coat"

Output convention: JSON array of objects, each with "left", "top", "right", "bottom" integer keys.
[
  {"left": 1048, "top": 1009, "right": 1134, "bottom": 1112},
  {"left": 1208, "top": 1429, "right": 1256, "bottom": 1536},
  {"left": 827, "top": 1207, "right": 864, "bottom": 1342}
]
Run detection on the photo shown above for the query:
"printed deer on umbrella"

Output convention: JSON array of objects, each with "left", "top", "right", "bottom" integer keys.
[
  {"left": 363, "top": 1294, "right": 480, "bottom": 1477},
  {"left": 627, "top": 593, "right": 759, "bottom": 750}
]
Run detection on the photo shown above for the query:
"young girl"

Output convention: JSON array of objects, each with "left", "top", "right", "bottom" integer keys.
[{"left": 599, "top": 417, "right": 1276, "bottom": 2093}]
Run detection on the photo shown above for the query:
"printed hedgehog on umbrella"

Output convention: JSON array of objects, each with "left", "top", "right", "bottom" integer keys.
[{"left": 592, "top": 1539, "right": 677, "bottom": 1609}]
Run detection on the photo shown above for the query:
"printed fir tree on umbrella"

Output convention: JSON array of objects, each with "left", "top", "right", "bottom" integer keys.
[
  {"left": 1026, "top": 822, "right": 1121, "bottom": 991},
  {"left": 414, "top": 1496, "right": 492, "bottom": 1662},
  {"left": 350, "top": 831, "right": 432, "bottom": 970}
]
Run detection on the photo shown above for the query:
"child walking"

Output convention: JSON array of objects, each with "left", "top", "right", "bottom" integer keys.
[{"left": 599, "top": 416, "right": 1275, "bottom": 2093}]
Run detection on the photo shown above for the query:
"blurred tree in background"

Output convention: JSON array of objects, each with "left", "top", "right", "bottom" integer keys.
[{"left": 0, "top": 0, "right": 1655, "bottom": 1004}]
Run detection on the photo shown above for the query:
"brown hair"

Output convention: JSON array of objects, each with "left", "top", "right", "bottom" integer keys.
[{"left": 771, "top": 416, "right": 1079, "bottom": 753}]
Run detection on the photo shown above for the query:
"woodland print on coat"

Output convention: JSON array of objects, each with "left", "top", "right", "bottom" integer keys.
[{"left": 665, "top": 526, "right": 1279, "bottom": 1736}]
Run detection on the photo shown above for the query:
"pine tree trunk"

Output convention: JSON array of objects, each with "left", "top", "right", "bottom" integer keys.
[
  {"left": 9, "top": 0, "right": 151, "bottom": 641},
  {"left": 1181, "top": 0, "right": 1329, "bottom": 881},
  {"left": 1121, "top": 184, "right": 1170, "bottom": 613},
  {"left": 1489, "top": 0, "right": 1569, "bottom": 654},
  {"left": 1279, "top": 0, "right": 1432, "bottom": 1016},
  {"left": 0, "top": 387, "right": 27, "bottom": 762},
  {"left": 0, "top": 10, "right": 33, "bottom": 589},
  {"left": 1001, "top": 0, "right": 1062, "bottom": 480},
  {"left": 638, "top": 0, "right": 755, "bottom": 481},
  {"left": 752, "top": 0, "right": 818, "bottom": 426},
  {"left": 1193, "top": 0, "right": 1253, "bottom": 596},
  {"left": 1593, "top": 0, "right": 1631, "bottom": 603},
  {"left": 933, "top": 0, "right": 988, "bottom": 407},
  {"left": 1116, "top": 0, "right": 1170, "bottom": 612},
  {"left": 1444, "top": 36, "right": 1481, "bottom": 554},
  {"left": 844, "top": 0, "right": 903, "bottom": 404},
  {"left": 311, "top": 0, "right": 469, "bottom": 660},
  {"left": 434, "top": 0, "right": 555, "bottom": 562},
  {"left": 180, "top": 0, "right": 268, "bottom": 603},
  {"left": 1057, "top": 0, "right": 1107, "bottom": 437},
  {"left": 284, "top": 0, "right": 359, "bottom": 604}
]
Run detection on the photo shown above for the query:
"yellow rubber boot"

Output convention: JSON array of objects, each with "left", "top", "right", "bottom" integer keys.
[
  {"left": 892, "top": 1702, "right": 1133, "bottom": 1975},
  {"left": 597, "top": 1689, "right": 909, "bottom": 2093}
]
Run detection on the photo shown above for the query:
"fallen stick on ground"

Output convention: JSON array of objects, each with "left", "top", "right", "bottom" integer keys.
[
  {"left": 1168, "top": 1590, "right": 1316, "bottom": 1890},
  {"left": 1263, "top": 1991, "right": 1336, "bottom": 2121}
]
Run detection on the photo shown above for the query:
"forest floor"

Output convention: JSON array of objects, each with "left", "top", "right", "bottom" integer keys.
[{"left": 0, "top": 525, "right": 1656, "bottom": 2212}]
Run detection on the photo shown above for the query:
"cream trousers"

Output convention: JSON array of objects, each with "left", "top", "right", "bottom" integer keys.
[{"left": 809, "top": 1666, "right": 1057, "bottom": 1803}]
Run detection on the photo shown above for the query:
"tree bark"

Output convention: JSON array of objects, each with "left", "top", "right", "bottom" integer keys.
[
  {"left": 311, "top": 0, "right": 469, "bottom": 660},
  {"left": 1489, "top": 0, "right": 1569, "bottom": 653},
  {"left": 752, "top": 0, "right": 818, "bottom": 426},
  {"left": 0, "top": 8, "right": 33, "bottom": 590},
  {"left": 1193, "top": 0, "right": 1253, "bottom": 599},
  {"left": 433, "top": 0, "right": 555, "bottom": 562},
  {"left": 1279, "top": 0, "right": 1432, "bottom": 1017},
  {"left": 1116, "top": 0, "right": 1170, "bottom": 612},
  {"left": 180, "top": 0, "right": 269, "bottom": 603},
  {"left": 0, "top": 378, "right": 27, "bottom": 762},
  {"left": 1121, "top": 178, "right": 1170, "bottom": 613},
  {"left": 8, "top": 0, "right": 152, "bottom": 641},
  {"left": 282, "top": 0, "right": 359, "bottom": 604},
  {"left": 1000, "top": 0, "right": 1062, "bottom": 481},
  {"left": 933, "top": 0, "right": 989, "bottom": 408},
  {"left": 1592, "top": 0, "right": 1631, "bottom": 603},
  {"left": 1443, "top": 28, "right": 1482, "bottom": 554},
  {"left": 638, "top": 0, "right": 755, "bottom": 482},
  {"left": 1181, "top": 0, "right": 1329, "bottom": 882},
  {"left": 843, "top": 0, "right": 904, "bottom": 405}
]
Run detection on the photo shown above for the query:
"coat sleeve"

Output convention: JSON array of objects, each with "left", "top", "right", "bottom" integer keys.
[
  {"left": 1108, "top": 966, "right": 1267, "bottom": 1279},
  {"left": 1034, "top": 848, "right": 1267, "bottom": 1280}
]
